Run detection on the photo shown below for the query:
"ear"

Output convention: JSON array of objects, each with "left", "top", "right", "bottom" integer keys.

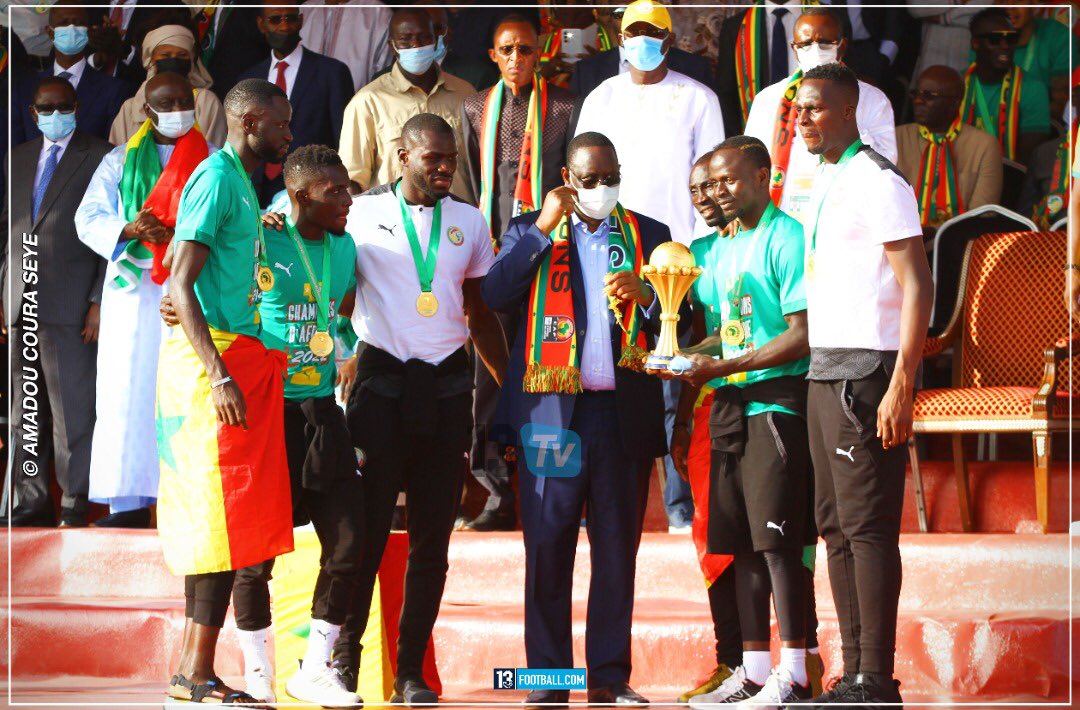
[
  {"left": 561, "top": 166, "right": 570, "bottom": 186},
  {"left": 143, "top": 102, "right": 152, "bottom": 120},
  {"left": 296, "top": 12, "right": 304, "bottom": 32},
  {"left": 47, "top": 26, "right": 55, "bottom": 40},
  {"left": 488, "top": 47, "right": 498, "bottom": 65},
  {"left": 617, "top": 32, "right": 625, "bottom": 48},
  {"left": 241, "top": 111, "right": 256, "bottom": 134},
  {"left": 397, "top": 145, "right": 410, "bottom": 168},
  {"left": 256, "top": 15, "right": 266, "bottom": 34},
  {"left": 838, "top": 37, "right": 849, "bottom": 60},
  {"left": 663, "top": 31, "right": 676, "bottom": 53}
]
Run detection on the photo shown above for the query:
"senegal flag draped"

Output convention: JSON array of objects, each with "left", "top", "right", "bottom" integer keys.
[
  {"left": 114, "top": 118, "right": 209, "bottom": 291},
  {"left": 156, "top": 329, "right": 292, "bottom": 575}
]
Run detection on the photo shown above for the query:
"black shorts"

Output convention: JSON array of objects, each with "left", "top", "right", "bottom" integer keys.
[{"left": 707, "top": 410, "right": 813, "bottom": 555}]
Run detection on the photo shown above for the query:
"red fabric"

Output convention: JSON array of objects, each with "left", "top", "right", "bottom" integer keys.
[
  {"left": 264, "top": 61, "right": 289, "bottom": 180},
  {"left": 914, "top": 386, "right": 1077, "bottom": 421},
  {"left": 142, "top": 127, "right": 209, "bottom": 284},
  {"left": 217, "top": 335, "right": 292, "bottom": 571},
  {"left": 687, "top": 393, "right": 733, "bottom": 585}
]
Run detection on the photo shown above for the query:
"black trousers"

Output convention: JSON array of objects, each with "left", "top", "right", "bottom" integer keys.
[
  {"left": 708, "top": 564, "right": 743, "bottom": 668},
  {"left": 469, "top": 312, "right": 517, "bottom": 513},
  {"left": 332, "top": 386, "right": 472, "bottom": 680},
  {"left": 808, "top": 368, "right": 906, "bottom": 676},
  {"left": 185, "top": 571, "right": 236, "bottom": 628},
  {"left": 233, "top": 398, "right": 365, "bottom": 630}
]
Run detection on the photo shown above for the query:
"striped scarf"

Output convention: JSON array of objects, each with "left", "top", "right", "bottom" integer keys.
[
  {"left": 734, "top": 3, "right": 769, "bottom": 128},
  {"left": 524, "top": 205, "right": 648, "bottom": 394},
  {"left": 768, "top": 70, "right": 803, "bottom": 206},
  {"left": 915, "top": 119, "right": 965, "bottom": 228},
  {"left": 114, "top": 119, "right": 209, "bottom": 291},
  {"left": 960, "top": 64, "right": 1023, "bottom": 160},
  {"left": 478, "top": 75, "right": 547, "bottom": 248},
  {"left": 1033, "top": 123, "right": 1074, "bottom": 228}
]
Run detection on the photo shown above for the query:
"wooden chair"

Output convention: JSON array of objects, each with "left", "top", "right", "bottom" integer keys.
[{"left": 908, "top": 231, "right": 1077, "bottom": 532}]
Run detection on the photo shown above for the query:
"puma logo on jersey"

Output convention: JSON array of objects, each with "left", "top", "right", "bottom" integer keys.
[
  {"left": 274, "top": 262, "right": 293, "bottom": 277},
  {"left": 836, "top": 446, "right": 855, "bottom": 462},
  {"left": 377, "top": 224, "right": 397, "bottom": 237},
  {"left": 767, "top": 521, "right": 786, "bottom": 535}
]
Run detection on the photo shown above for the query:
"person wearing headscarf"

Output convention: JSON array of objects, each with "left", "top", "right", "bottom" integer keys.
[{"left": 109, "top": 24, "right": 226, "bottom": 146}]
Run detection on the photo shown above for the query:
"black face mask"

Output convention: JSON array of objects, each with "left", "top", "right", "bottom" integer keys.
[
  {"left": 155, "top": 58, "right": 191, "bottom": 77},
  {"left": 266, "top": 30, "right": 301, "bottom": 54}
]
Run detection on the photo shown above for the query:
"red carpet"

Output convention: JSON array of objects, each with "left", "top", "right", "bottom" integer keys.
[{"left": 0, "top": 527, "right": 1074, "bottom": 706}]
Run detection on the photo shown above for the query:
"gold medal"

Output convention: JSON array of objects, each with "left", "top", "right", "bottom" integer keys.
[
  {"left": 308, "top": 330, "right": 334, "bottom": 358},
  {"left": 258, "top": 266, "right": 275, "bottom": 292},
  {"left": 721, "top": 319, "right": 745, "bottom": 347},
  {"left": 416, "top": 292, "right": 439, "bottom": 317}
]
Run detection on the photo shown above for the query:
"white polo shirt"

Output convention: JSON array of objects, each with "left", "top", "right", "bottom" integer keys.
[
  {"left": 347, "top": 186, "right": 495, "bottom": 365},
  {"left": 804, "top": 146, "right": 921, "bottom": 351}
]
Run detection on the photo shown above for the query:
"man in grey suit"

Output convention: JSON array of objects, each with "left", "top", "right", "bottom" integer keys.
[{"left": 2, "top": 76, "right": 111, "bottom": 527}]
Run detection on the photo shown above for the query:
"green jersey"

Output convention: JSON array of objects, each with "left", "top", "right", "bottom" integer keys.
[
  {"left": 690, "top": 202, "right": 809, "bottom": 417},
  {"left": 258, "top": 221, "right": 358, "bottom": 400}
]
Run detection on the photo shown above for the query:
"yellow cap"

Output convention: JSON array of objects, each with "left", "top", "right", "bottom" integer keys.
[{"left": 620, "top": 0, "right": 673, "bottom": 33}]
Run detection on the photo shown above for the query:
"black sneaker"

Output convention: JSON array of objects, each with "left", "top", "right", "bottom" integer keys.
[
  {"left": 330, "top": 657, "right": 359, "bottom": 693},
  {"left": 831, "top": 673, "right": 903, "bottom": 709},
  {"left": 783, "top": 672, "right": 857, "bottom": 706}
]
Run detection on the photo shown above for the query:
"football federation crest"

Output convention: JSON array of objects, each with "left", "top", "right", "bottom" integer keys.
[
  {"left": 542, "top": 315, "right": 575, "bottom": 343},
  {"left": 447, "top": 226, "right": 465, "bottom": 246}
]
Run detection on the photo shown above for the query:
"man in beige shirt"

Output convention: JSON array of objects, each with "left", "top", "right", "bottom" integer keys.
[
  {"left": 339, "top": 8, "right": 475, "bottom": 201},
  {"left": 897, "top": 65, "right": 1003, "bottom": 236}
]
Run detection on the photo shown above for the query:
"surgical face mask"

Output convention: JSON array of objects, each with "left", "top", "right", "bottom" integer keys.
[
  {"left": 155, "top": 57, "right": 192, "bottom": 77},
  {"left": 434, "top": 35, "right": 448, "bottom": 64},
  {"left": 621, "top": 35, "right": 667, "bottom": 72},
  {"left": 52, "top": 25, "right": 88, "bottom": 56},
  {"left": 574, "top": 183, "right": 620, "bottom": 220},
  {"left": 397, "top": 43, "right": 437, "bottom": 75},
  {"left": 150, "top": 107, "right": 196, "bottom": 139},
  {"left": 266, "top": 30, "right": 301, "bottom": 55},
  {"left": 795, "top": 42, "right": 840, "bottom": 73},
  {"left": 37, "top": 110, "right": 77, "bottom": 141}
]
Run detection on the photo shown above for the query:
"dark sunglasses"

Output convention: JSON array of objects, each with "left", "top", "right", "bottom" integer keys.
[
  {"left": 265, "top": 13, "right": 300, "bottom": 25},
  {"left": 909, "top": 89, "right": 957, "bottom": 102},
  {"left": 976, "top": 30, "right": 1020, "bottom": 46},
  {"left": 495, "top": 44, "right": 536, "bottom": 57}
]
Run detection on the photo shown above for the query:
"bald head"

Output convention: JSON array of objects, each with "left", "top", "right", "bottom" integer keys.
[
  {"left": 912, "top": 65, "right": 963, "bottom": 132},
  {"left": 391, "top": 8, "right": 434, "bottom": 37}
]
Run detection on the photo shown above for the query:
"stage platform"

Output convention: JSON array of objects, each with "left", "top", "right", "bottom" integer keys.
[{"left": 0, "top": 526, "right": 1075, "bottom": 707}]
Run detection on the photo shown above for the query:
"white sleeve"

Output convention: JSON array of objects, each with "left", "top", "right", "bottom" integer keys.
[
  {"left": 859, "top": 87, "right": 898, "bottom": 163},
  {"left": 466, "top": 212, "right": 497, "bottom": 278},
  {"left": 743, "top": 85, "right": 775, "bottom": 145},
  {"left": 695, "top": 87, "right": 727, "bottom": 160},
  {"left": 866, "top": 168, "right": 922, "bottom": 244},
  {"left": 75, "top": 146, "right": 128, "bottom": 261},
  {"left": 574, "top": 92, "right": 601, "bottom": 137}
]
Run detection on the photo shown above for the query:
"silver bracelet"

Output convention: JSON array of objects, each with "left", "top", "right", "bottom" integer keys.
[{"left": 210, "top": 376, "right": 233, "bottom": 389}]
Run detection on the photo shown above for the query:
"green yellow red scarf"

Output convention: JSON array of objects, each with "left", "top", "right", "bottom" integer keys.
[
  {"left": 915, "top": 118, "right": 965, "bottom": 228},
  {"left": 768, "top": 69, "right": 803, "bottom": 206},
  {"left": 524, "top": 205, "right": 648, "bottom": 394},
  {"left": 114, "top": 118, "right": 209, "bottom": 291},
  {"left": 1034, "top": 122, "right": 1074, "bottom": 228},
  {"left": 734, "top": 2, "right": 770, "bottom": 128},
  {"left": 960, "top": 63, "right": 1023, "bottom": 160},
  {"left": 479, "top": 74, "right": 547, "bottom": 248}
]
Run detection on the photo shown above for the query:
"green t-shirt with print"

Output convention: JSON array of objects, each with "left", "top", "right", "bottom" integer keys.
[
  {"left": 689, "top": 202, "right": 809, "bottom": 417},
  {"left": 972, "top": 71, "right": 1050, "bottom": 135},
  {"left": 257, "top": 221, "right": 358, "bottom": 400}
]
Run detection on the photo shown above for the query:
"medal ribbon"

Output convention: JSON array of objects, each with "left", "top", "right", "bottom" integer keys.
[
  {"left": 809, "top": 139, "right": 864, "bottom": 258},
  {"left": 284, "top": 218, "right": 332, "bottom": 334},
  {"left": 397, "top": 186, "right": 442, "bottom": 296},
  {"left": 734, "top": 1, "right": 768, "bottom": 127},
  {"left": 915, "top": 119, "right": 964, "bottom": 228},
  {"left": 223, "top": 142, "right": 268, "bottom": 293},
  {"left": 961, "top": 64, "right": 1022, "bottom": 160},
  {"left": 769, "top": 70, "right": 803, "bottom": 206}
]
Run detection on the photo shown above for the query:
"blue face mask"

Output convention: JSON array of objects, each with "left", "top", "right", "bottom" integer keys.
[
  {"left": 397, "top": 43, "right": 437, "bottom": 75},
  {"left": 433, "top": 35, "right": 447, "bottom": 64},
  {"left": 52, "top": 25, "right": 89, "bottom": 56},
  {"left": 622, "top": 35, "right": 667, "bottom": 72},
  {"left": 37, "top": 111, "right": 77, "bottom": 141}
]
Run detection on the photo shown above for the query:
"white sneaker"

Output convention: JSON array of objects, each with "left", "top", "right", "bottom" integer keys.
[
  {"left": 245, "top": 664, "right": 276, "bottom": 703},
  {"left": 734, "top": 667, "right": 812, "bottom": 709},
  {"left": 688, "top": 665, "right": 763, "bottom": 705},
  {"left": 286, "top": 660, "right": 364, "bottom": 708}
]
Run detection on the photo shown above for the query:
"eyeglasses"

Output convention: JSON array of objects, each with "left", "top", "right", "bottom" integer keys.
[
  {"left": 33, "top": 105, "right": 76, "bottom": 115},
  {"left": 909, "top": 89, "right": 957, "bottom": 102},
  {"left": 265, "top": 13, "right": 300, "bottom": 25},
  {"left": 621, "top": 25, "right": 668, "bottom": 39},
  {"left": 791, "top": 39, "right": 841, "bottom": 51},
  {"left": 495, "top": 44, "right": 536, "bottom": 57},
  {"left": 571, "top": 172, "right": 621, "bottom": 189},
  {"left": 975, "top": 30, "right": 1020, "bottom": 46}
]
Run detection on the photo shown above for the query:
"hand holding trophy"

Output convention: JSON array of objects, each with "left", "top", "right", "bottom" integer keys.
[{"left": 641, "top": 242, "right": 702, "bottom": 372}]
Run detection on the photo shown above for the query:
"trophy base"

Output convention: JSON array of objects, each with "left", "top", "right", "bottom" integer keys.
[{"left": 645, "top": 354, "right": 674, "bottom": 371}]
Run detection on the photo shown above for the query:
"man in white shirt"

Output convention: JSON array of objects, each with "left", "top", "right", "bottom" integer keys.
[
  {"left": 300, "top": 0, "right": 394, "bottom": 93},
  {"left": 575, "top": 0, "right": 726, "bottom": 247},
  {"left": 744, "top": 8, "right": 896, "bottom": 224},
  {"left": 795, "top": 62, "right": 931, "bottom": 707},
  {"left": 237, "top": 1, "right": 353, "bottom": 206},
  {"left": 331, "top": 113, "right": 507, "bottom": 707}
]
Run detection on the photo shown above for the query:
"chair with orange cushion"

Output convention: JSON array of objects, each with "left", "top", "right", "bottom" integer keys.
[{"left": 908, "top": 230, "right": 1077, "bottom": 533}]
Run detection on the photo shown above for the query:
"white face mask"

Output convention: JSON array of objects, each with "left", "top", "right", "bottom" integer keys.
[
  {"left": 795, "top": 42, "right": 840, "bottom": 73},
  {"left": 150, "top": 108, "right": 196, "bottom": 139},
  {"left": 574, "top": 184, "right": 620, "bottom": 220},
  {"left": 1064, "top": 100, "right": 1076, "bottom": 127}
]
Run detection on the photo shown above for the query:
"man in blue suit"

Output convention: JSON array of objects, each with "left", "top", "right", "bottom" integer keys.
[
  {"left": 238, "top": 2, "right": 353, "bottom": 205},
  {"left": 13, "top": 1, "right": 133, "bottom": 144},
  {"left": 482, "top": 132, "right": 679, "bottom": 708}
]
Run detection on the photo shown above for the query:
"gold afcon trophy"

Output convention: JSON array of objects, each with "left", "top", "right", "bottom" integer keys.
[{"left": 641, "top": 242, "right": 702, "bottom": 370}]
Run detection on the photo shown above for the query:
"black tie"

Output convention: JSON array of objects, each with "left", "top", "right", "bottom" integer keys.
[{"left": 770, "top": 7, "right": 790, "bottom": 85}]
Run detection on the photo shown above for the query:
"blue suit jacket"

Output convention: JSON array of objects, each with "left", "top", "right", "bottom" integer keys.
[
  {"left": 481, "top": 210, "right": 676, "bottom": 461},
  {"left": 13, "top": 64, "right": 133, "bottom": 144},
  {"left": 239, "top": 48, "right": 353, "bottom": 153}
]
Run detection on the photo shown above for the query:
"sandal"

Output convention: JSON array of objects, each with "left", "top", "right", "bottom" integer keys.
[{"left": 164, "top": 674, "right": 265, "bottom": 705}]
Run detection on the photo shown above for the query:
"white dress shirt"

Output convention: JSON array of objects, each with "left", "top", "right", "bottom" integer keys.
[
  {"left": 572, "top": 215, "right": 617, "bottom": 391},
  {"left": 267, "top": 44, "right": 303, "bottom": 98},
  {"left": 35, "top": 131, "right": 74, "bottom": 192},
  {"left": 53, "top": 57, "right": 87, "bottom": 89},
  {"left": 766, "top": 0, "right": 798, "bottom": 78}
]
